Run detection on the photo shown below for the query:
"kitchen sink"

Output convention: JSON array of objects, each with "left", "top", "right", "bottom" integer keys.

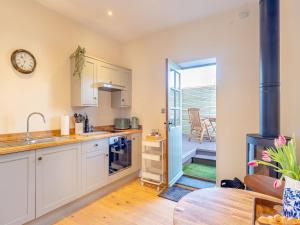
[{"left": 0, "top": 136, "right": 72, "bottom": 148}]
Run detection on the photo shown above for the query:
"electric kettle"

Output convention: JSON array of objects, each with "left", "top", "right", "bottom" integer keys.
[{"left": 131, "top": 117, "right": 139, "bottom": 129}]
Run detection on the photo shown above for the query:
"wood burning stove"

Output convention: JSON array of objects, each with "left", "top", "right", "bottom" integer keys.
[{"left": 246, "top": 0, "right": 290, "bottom": 178}]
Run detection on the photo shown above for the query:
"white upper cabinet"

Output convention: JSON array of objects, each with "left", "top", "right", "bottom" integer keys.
[
  {"left": 0, "top": 151, "right": 35, "bottom": 225},
  {"left": 97, "top": 62, "right": 122, "bottom": 86},
  {"left": 36, "top": 144, "right": 82, "bottom": 217},
  {"left": 71, "top": 55, "right": 131, "bottom": 108},
  {"left": 111, "top": 69, "right": 132, "bottom": 108},
  {"left": 71, "top": 57, "right": 98, "bottom": 107}
]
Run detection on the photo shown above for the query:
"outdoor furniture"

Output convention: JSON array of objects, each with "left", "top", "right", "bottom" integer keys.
[
  {"left": 187, "top": 108, "right": 214, "bottom": 142},
  {"left": 173, "top": 188, "right": 281, "bottom": 225},
  {"left": 244, "top": 174, "right": 284, "bottom": 199}
]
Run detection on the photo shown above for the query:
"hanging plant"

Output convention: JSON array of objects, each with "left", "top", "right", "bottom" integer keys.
[{"left": 72, "top": 46, "right": 86, "bottom": 78}]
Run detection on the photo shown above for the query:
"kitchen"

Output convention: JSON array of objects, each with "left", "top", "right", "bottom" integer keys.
[
  {"left": 2, "top": 0, "right": 300, "bottom": 225},
  {"left": 0, "top": 1, "right": 144, "bottom": 223},
  {"left": 0, "top": 48, "right": 143, "bottom": 225}
]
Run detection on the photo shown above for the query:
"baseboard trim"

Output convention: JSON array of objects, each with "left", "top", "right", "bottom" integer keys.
[{"left": 25, "top": 172, "right": 139, "bottom": 225}]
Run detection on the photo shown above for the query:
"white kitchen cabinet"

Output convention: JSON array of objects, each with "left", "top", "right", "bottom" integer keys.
[
  {"left": 81, "top": 139, "right": 109, "bottom": 194},
  {"left": 111, "top": 90, "right": 131, "bottom": 108},
  {"left": 132, "top": 133, "right": 142, "bottom": 171},
  {"left": 71, "top": 56, "right": 98, "bottom": 107},
  {"left": 0, "top": 151, "right": 35, "bottom": 225},
  {"left": 97, "top": 62, "right": 123, "bottom": 86},
  {"left": 36, "top": 144, "right": 82, "bottom": 217},
  {"left": 111, "top": 69, "right": 132, "bottom": 108}
]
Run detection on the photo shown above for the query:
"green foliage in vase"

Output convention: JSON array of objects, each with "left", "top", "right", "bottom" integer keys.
[{"left": 72, "top": 46, "right": 86, "bottom": 78}]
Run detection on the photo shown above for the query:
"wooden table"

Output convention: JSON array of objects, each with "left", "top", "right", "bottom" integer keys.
[{"left": 173, "top": 188, "right": 281, "bottom": 225}]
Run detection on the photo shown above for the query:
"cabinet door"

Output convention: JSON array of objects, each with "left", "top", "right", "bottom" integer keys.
[
  {"left": 120, "top": 90, "right": 130, "bottom": 107},
  {"left": 0, "top": 151, "right": 35, "bottom": 225},
  {"left": 36, "top": 144, "right": 81, "bottom": 217},
  {"left": 81, "top": 139, "right": 109, "bottom": 194},
  {"left": 97, "top": 62, "right": 122, "bottom": 86},
  {"left": 82, "top": 58, "right": 98, "bottom": 106},
  {"left": 131, "top": 134, "right": 142, "bottom": 171}
]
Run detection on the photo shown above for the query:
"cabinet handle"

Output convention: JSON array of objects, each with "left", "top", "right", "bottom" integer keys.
[
  {"left": 132, "top": 138, "right": 135, "bottom": 140},
  {"left": 93, "top": 97, "right": 97, "bottom": 100},
  {"left": 122, "top": 99, "right": 125, "bottom": 102},
  {"left": 94, "top": 144, "right": 98, "bottom": 147},
  {"left": 38, "top": 157, "right": 42, "bottom": 161},
  {"left": 106, "top": 154, "right": 109, "bottom": 157}
]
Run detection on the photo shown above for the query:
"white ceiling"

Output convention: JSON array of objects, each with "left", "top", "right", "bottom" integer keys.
[{"left": 34, "top": 0, "right": 255, "bottom": 43}]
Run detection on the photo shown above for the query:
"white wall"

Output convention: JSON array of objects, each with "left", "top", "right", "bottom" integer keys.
[
  {"left": 0, "top": 0, "right": 129, "bottom": 134},
  {"left": 281, "top": 0, "right": 300, "bottom": 159},
  {"left": 122, "top": 3, "right": 260, "bottom": 183}
]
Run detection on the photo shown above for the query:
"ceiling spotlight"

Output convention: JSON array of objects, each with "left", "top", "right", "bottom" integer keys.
[{"left": 107, "top": 11, "right": 113, "bottom": 16}]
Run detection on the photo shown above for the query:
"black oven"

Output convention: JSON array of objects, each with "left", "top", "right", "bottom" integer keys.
[{"left": 109, "top": 136, "right": 132, "bottom": 175}]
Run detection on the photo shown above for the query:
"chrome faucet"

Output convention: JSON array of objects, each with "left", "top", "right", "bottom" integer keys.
[{"left": 26, "top": 112, "right": 46, "bottom": 141}]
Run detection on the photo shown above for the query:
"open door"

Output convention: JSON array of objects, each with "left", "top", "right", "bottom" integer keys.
[{"left": 166, "top": 59, "right": 183, "bottom": 187}]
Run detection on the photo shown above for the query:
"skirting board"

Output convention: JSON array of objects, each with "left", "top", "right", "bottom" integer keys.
[{"left": 25, "top": 171, "right": 139, "bottom": 225}]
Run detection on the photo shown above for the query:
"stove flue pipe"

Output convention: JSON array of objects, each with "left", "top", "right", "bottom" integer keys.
[{"left": 259, "top": 0, "right": 280, "bottom": 137}]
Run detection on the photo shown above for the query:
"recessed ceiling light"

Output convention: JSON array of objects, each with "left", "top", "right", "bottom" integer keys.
[{"left": 107, "top": 11, "right": 113, "bottom": 16}]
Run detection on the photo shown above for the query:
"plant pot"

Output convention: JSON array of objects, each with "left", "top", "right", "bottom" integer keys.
[{"left": 283, "top": 176, "right": 300, "bottom": 219}]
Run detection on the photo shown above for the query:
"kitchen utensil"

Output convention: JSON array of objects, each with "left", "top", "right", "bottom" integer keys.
[
  {"left": 131, "top": 117, "right": 139, "bottom": 129},
  {"left": 114, "top": 118, "right": 130, "bottom": 130}
]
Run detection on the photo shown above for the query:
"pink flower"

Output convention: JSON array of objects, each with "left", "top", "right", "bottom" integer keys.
[
  {"left": 274, "top": 135, "right": 286, "bottom": 148},
  {"left": 262, "top": 155, "right": 272, "bottom": 162},
  {"left": 273, "top": 179, "right": 282, "bottom": 189},
  {"left": 248, "top": 160, "right": 258, "bottom": 167},
  {"left": 261, "top": 150, "right": 271, "bottom": 162},
  {"left": 262, "top": 150, "right": 269, "bottom": 156}
]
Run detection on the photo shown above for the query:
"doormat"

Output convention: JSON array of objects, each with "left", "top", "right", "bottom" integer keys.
[
  {"left": 159, "top": 186, "right": 192, "bottom": 202},
  {"left": 176, "top": 175, "right": 215, "bottom": 189}
]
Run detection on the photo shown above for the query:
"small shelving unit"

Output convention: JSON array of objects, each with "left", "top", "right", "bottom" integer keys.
[{"left": 141, "top": 139, "right": 165, "bottom": 191}]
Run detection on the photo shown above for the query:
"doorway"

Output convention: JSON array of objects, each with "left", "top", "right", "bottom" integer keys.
[{"left": 166, "top": 58, "right": 216, "bottom": 188}]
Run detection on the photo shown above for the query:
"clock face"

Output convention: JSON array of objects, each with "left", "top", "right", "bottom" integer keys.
[{"left": 11, "top": 49, "right": 36, "bottom": 74}]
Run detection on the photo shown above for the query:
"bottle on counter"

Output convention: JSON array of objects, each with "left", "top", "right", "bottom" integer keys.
[{"left": 84, "top": 115, "right": 90, "bottom": 133}]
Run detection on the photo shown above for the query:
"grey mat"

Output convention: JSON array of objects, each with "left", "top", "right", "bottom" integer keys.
[
  {"left": 176, "top": 175, "right": 215, "bottom": 189},
  {"left": 159, "top": 186, "right": 192, "bottom": 202}
]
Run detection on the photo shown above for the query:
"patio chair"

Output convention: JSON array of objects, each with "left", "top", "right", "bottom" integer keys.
[{"left": 187, "top": 108, "right": 212, "bottom": 142}]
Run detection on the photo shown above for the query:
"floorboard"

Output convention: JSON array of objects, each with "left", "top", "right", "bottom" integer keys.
[{"left": 54, "top": 180, "right": 176, "bottom": 225}]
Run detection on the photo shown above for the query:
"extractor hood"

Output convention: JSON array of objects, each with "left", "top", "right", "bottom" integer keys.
[{"left": 93, "top": 82, "right": 127, "bottom": 92}]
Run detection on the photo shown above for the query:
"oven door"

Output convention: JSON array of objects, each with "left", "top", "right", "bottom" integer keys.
[{"left": 109, "top": 138, "right": 132, "bottom": 175}]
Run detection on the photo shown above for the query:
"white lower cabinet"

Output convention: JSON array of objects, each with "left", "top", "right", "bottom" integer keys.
[
  {"left": 0, "top": 135, "right": 141, "bottom": 223},
  {"left": 36, "top": 144, "right": 82, "bottom": 217},
  {"left": 81, "top": 139, "right": 109, "bottom": 194},
  {"left": 132, "top": 133, "right": 142, "bottom": 171},
  {"left": 0, "top": 151, "right": 35, "bottom": 225}
]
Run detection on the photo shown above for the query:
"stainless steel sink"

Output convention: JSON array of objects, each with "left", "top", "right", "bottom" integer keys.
[{"left": 0, "top": 136, "right": 72, "bottom": 148}]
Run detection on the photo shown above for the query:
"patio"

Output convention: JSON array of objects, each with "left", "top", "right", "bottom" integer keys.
[{"left": 182, "top": 134, "right": 216, "bottom": 164}]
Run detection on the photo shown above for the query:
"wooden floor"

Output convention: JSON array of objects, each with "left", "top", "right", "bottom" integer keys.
[{"left": 54, "top": 180, "right": 176, "bottom": 225}]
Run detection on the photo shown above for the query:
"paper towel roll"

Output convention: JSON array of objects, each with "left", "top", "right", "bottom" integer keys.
[{"left": 60, "top": 115, "right": 70, "bottom": 136}]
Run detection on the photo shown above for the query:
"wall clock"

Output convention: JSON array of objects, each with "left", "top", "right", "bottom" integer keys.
[{"left": 11, "top": 49, "right": 36, "bottom": 74}]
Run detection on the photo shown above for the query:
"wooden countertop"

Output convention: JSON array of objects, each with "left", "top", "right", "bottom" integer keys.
[
  {"left": 173, "top": 188, "right": 281, "bottom": 225},
  {"left": 0, "top": 129, "right": 142, "bottom": 156}
]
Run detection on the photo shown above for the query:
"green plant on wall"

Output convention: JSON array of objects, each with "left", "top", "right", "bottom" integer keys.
[{"left": 72, "top": 46, "right": 86, "bottom": 78}]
